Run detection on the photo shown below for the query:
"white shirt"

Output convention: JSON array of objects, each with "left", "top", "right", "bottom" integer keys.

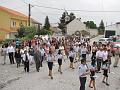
[
  {"left": 59, "top": 46, "right": 64, "bottom": 50},
  {"left": 103, "top": 51, "right": 108, "bottom": 61},
  {"left": 40, "top": 48, "right": 45, "bottom": 56},
  {"left": 57, "top": 54, "right": 63, "bottom": 59},
  {"left": 96, "top": 50, "right": 104, "bottom": 58},
  {"left": 69, "top": 51, "right": 75, "bottom": 58},
  {"left": 78, "top": 64, "right": 88, "bottom": 77},
  {"left": 7, "top": 46, "right": 15, "bottom": 53},
  {"left": 22, "top": 53, "right": 30, "bottom": 61},
  {"left": 47, "top": 54, "right": 55, "bottom": 62},
  {"left": 80, "top": 47, "right": 87, "bottom": 54},
  {"left": 74, "top": 46, "right": 80, "bottom": 52}
]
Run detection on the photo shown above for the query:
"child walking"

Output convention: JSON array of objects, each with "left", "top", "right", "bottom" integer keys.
[
  {"left": 57, "top": 50, "right": 63, "bottom": 74},
  {"left": 102, "top": 60, "right": 110, "bottom": 86},
  {"left": 89, "top": 64, "right": 97, "bottom": 90}
]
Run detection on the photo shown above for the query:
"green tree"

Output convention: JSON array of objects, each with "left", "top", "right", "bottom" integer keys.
[
  {"left": 25, "top": 26, "right": 37, "bottom": 39},
  {"left": 39, "top": 29, "right": 52, "bottom": 35},
  {"left": 98, "top": 20, "right": 105, "bottom": 35},
  {"left": 44, "top": 16, "right": 50, "bottom": 30},
  {"left": 58, "top": 11, "right": 76, "bottom": 35},
  {"left": 16, "top": 25, "right": 25, "bottom": 38},
  {"left": 84, "top": 21, "right": 97, "bottom": 29}
]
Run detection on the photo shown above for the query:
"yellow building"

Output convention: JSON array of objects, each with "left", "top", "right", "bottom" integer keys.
[{"left": 0, "top": 6, "right": 41, "bottom": 41}]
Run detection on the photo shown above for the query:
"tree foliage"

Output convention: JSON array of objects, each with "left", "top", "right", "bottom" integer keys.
[
  {"left": 58, "top": 11, "right": 76, "bottom": 35},
  {"left": 16, "top": 25, "right": 37, "bottom": 39},
  {"left": 98, "top": 20, "right": 105, "bottom": 35},
  {"left": 44, "top": 16, "right": 50, "bottom": 30},
  {"left": 84, "top": 21, "right": 97, "bottom": 29},
  {"left": 39, "top": 29, "right": 53, "bottom": 35},
  {"left": 17, "top": 25, "right": 26, "bottom": 38}
]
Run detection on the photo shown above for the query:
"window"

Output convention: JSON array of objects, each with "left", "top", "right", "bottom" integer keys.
[{"left": 11, "top": 21, "right": 16, "bottom": 27}]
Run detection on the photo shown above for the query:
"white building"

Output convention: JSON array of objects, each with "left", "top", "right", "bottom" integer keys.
[
  {"left": 89, "top": 29, "right": 98, "bottom": 36},
  {"left": 66, "top": 18, "right": 87, "bottom": 35},
  {"left": 105, "top": 22, "right": 120, "bottom": 38}
]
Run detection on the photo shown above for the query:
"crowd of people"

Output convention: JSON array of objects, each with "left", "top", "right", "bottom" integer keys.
[{"left": 0, "top": 36, "right": 120, "bottom": 90}]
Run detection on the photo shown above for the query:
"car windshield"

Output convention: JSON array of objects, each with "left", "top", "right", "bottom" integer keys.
[
  {"left": 114, "top": 44, "right": 120, "bottom": 48},
  {"left": 107, "top": 39, "right": 112, "bottom": 41},
  {"left": 99, "top": 39, "right": 105, "bottom": 41}
]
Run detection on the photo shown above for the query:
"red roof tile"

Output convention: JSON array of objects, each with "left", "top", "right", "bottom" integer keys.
[{"left": 0, "top": 6, "right": 27, "bottom": 18}]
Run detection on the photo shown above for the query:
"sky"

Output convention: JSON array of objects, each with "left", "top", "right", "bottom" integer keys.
[{"left": 0, "top": 0, "right": 120, "bottom": 26}]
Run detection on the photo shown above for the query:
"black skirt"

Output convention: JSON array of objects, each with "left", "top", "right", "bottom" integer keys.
[
  {"left": 58, "top": 59, "right": 62, "bottom": 65},
  {"left": 103, "top": 69, "right": 108, "bottom": 77},
  {"left": 48, "top": 62, "right": 53, "bottom": 70},
  {"left": 69, "top": 57, "right": 74, "bottom": 62}
]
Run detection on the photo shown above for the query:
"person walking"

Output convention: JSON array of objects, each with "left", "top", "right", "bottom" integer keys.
[
  {"left": 14, "top": 48, "right": 21, "bottom": 68},
  {"left": 96, "top": 48, "right": 104, "bottom": 73},
  {"left": 7, "top": 44, "right": 15, "bottom": 64},
  {"left": 1, "top": 45, "right": 7, "bottom": 65},
  {"left": 74, "top": 44, "right": 80, "bottom": 62},
  {"left": 29, "top": 48, "right": 34, "bottom": 65},
  {"left": 40, "top": 46, "right": 45, "bottom": 67},
  {"left": 80, "top": 44, "right": 88, "bottom": 59},
  {"left": 34, "top": 49, "right": 41, "bottom": 72},
  {"left": 113, "top": 46, "right": 120, "bottom": 67},
  {"left": 57, "top": 50, "right": 63, "bottom": 74},
  {"left": 47, "top": 51, "right": 55, "bottom": 79},
  {"left": 89, "top": 64, "right": 97, "bottom": 90},
  {"left": 78, "top": 59, "right": 90, "bottom": 90},
  {"left": 69, "top": 47, "right": 75, "bottom": 69},
  {"left": 102, "top": 60, "right": 110, "bottom": 86},
  {"left": 22, "top": 50, "right": 30, "bottom": 73}
]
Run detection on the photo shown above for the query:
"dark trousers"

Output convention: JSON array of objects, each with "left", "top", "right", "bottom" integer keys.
[
  {"left": 97, "top": 58, "right": 102, "bottom": 71},
  {"left": 40, "top": 56, "right": 44, "bottom": 67},
  {"left": 35, "top": 61, "right": 40, "bottom": 71},
  {"left": 24, "top": 61, "right": 29, "bottom": 72},
  {"left": 15, "top": 58, "right": 21, "bottom": 68},
  {"left": 79, "top": 77, "right": 86, "bottom": 90},
  {"left": 9, "top": 52, "right": 14, "bottom": 64},
  {"left": 91, "top": 52, "right": 96, "bottom": 59},
  {"left": 82, "top": 54, "right": 86, "bottom": 59}
]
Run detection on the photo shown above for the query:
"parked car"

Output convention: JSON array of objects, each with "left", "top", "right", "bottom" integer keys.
[
  {"left": 111, "top": 42, "right": 120, "bottom": 56},
  {"left": 98, "top": 38, "right": 113, "bottom": 44}
]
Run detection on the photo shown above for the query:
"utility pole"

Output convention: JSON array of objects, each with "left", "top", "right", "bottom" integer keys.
[{"left": 28, "top": 4, "right": 31, "bottom": 26}]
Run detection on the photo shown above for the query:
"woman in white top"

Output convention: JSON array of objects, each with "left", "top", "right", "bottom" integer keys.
[
  {"left": 57, "top": 50, "right": 63, "bottom": 74},
  {"left": 80, "top": 44, "right": 88, "bottom": 59},
  {"left": 1, "top": 45, "right": 7, "bottom": 65},
  {"left": 47, "top": 51, "right": 55, "bottom": 79}
]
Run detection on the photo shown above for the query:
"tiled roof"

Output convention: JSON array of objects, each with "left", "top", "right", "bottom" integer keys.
[{"left": 0, "top": 6, "right": 27, "bottom": 18}]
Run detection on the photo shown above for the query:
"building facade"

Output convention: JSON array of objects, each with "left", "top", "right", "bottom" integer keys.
[
  {"left": 66, "top": 18, "right": 87, "bottom": 35},
  {"left": 0, "top": 6, "right": 40, "bottom": 41},
  {"left": 105, "top": 22, "right": 120, "bottom": 38}
]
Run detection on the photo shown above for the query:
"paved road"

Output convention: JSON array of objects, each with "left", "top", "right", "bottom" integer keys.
[{"left": 0, "top": 36, "right": 120, "bottom": 90}]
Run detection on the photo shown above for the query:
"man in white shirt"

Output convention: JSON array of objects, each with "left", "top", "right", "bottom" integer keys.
[
  {"left": 40, "top": 46, "right": 45, "bottom": 67},
  {"left": 96, "top": 48, "right": 104, "bottom": 73},
  {"left": 78, "top": 59, "right": 90, "bottom": 90},
  {"left": 7, "top": 44, "right": 15, "bottom": 64}
]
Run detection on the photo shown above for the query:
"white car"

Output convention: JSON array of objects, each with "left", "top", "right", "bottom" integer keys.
[{"left": 98, "top": 38, "right": 113, "bottom": 44}]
